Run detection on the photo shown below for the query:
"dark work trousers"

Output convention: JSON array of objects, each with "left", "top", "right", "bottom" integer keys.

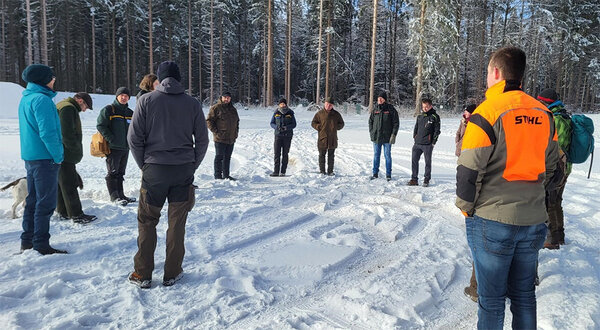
[
  {"left": 546, "top": 174, "right": 569, "bottom": 244},
  {"left": 318, "top": 148, "right": 336, "bottom": 174},
  {"left": 56, "top": 162, "right": 83, "bottom": 217},
  {"left": 134, "top": 163, "right": 195, "bottom": 280},
  {"left": 105, "top": 149, "right": 129, "bottom": 200},
  {"left": 411, "top": 144, "right": 433, "bottom": 182},
  {"left": 214, "top": 142, "right": 234, "bottom": 179},
  {"left": 274, "top": 136, "right": 293, "bottom": 174}
]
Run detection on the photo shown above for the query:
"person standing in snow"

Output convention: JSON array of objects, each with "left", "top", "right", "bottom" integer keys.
[
  {"left": 537, "top": 88, "right": 572, "bottom": 250},
  {"left": 456, "top": 46, "right": 559, "bottom": 329},
  {"left": 18, "top": 64, "right": 67, "bottom": 255},
  {"left": 368, "top": 91, "right": 399, "bottom": 181},
  {"left": 408, "top": 97, "right": 440, "bottom": 187},
  {"left": 206, "top": 91, "right": 240, "bottom": 180},
  {"left": 136, "top": 73, "right": 159, "bottom": 99},
  {"left": 311, "top": 97, "right": 344, "bottom": 176},
  {"left": 455, "top": 104, "right": 476, "bottom": 157},
  {"left": 127, "top": 61, "right": 209, "bottom": 288},
  {"left": 269, "top": 98, "right": 297, "bottom": 177},
  {"left": 96, "top": 87, "right": 136, "bottom": 206},
  {"left": 56, "top": 92, "right": 97, "bottom": 224}
]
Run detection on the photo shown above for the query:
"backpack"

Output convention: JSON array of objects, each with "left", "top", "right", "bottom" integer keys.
[
  {"left": 90, "top": 132, "right": 110, "bottom": 157},
  {"left": 567, "top": 114, "right": 594, "bottom": 178},
  {"left": 90, "top": 105, "right": 114, "bottom": 158}
]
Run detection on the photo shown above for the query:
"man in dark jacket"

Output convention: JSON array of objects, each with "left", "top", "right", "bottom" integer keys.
[
  {"left": 408, "top": 97, "right": 440, "bottom": 186},
  {"left": 206, "top": 91, "right": 239, "bottom": 180},
  {"left": 127, "top": 61, "right": 209, "bottom": 289},
  {"left": 269, "top": 98, "right": 297, "bottom": 176},
  {"left": 369, "top": 92, "right": 399, "bottom": 181},
  {"left": 56, "top": 93, "right": 97, "bottom": 223},
  {"left": 311, "top": 97, "right": 345, "bottom": 175},
  {"left": 97, "top": 87, "right": 135, "bottom": 205}
]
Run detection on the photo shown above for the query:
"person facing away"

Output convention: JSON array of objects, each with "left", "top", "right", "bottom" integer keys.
[
  {"left": 127, "top": 61, "right": 209, "bottom": 289},
  {"left": 206, "top": 91, "right": 240, "bottom": 180},
  {"left": 311, "top": 97, "right": 345, "bottom": 176},
  {"left": 456, "top": 46, "right": 559, "bottom": 330},
  {"left": 269, "top": 98, "right": 297, "bottom": 177},
  {"left": 455, "top": 104, "right": 477, "bottom": 157},
  {"left": 537, "top": 88, "right": 573, "bottom": 250},
  {"left": 408, "top": 97, "right": 441, "bottom": 187},
  {"left": 368, "top": 91, "right": 399, "bottom": 181},
  {"left": 18, "top": 64, "right": 67, "bottom": 255},
  {"left": 96, "top": 87, "right": 136, "bottom": 206},
  {"left": 56, "top": 92, "right": 97, "bottom": 224},
  {"left": 136, "top": 73, "right": 159, "bottom": 99}
]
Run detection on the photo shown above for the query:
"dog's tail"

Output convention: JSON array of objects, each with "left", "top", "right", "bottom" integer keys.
[{"left": 1, "top": 177, "right": 26, "bottom": 191}]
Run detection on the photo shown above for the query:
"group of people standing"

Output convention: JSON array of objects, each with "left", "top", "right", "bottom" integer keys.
[{"left": 16, "top": 44, "right": 572, "bottom": 328}]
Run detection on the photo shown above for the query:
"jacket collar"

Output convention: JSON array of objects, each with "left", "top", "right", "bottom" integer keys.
[
  {"left": 23, "top": 82, "right": 57, "bottom": 98},
  {"left": 548, "top": 100, "right": 564, "bottom": 113},
  {"left": 156, "top": 77, "right": 185, "bottom": 95},
  {"left": 65, "top": 97, "right": 81, "bottom": 112},
  {"left": 485, "top": 80, "right": 522, "bottom": 99}
]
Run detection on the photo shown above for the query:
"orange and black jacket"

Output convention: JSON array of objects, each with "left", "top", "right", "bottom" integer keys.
[{"left": 455, "top": 80, "right": 559, "bottom": 225}]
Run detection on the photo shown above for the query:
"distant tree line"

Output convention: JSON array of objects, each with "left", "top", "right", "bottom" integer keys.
[{"left": 1, "top": 0, "right": 598, "bottom": 111}]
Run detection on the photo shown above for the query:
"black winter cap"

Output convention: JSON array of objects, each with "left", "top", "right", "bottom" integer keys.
[
  {"left": 115, "top": 87, "right": 130, "bottom": 97},
  {"left": 22, "top": 64, "right": 54, "bottom": 85},
  {"left": 157, "top": 61, "right": 182, "bottom": 82},
  {"left": 378, "top": 92, "right": 388, "bottom": 101},
  {"left": 537, "top": 88, "right": 559, "bottom": 103},
  {"left": 278, "top": 98, "right": 287, "bottom": 105},
  {"left": 75, "top": 92, "right": 93, "bottom": 110},
  {"left": 222, "top": 91, "right": 232, "bottom": 97}
]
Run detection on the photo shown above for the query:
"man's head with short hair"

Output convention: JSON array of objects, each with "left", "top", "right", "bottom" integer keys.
[
  {"left": 74, "top": 92, "right": 93, "bottom": 111},
  {"left": 421, "top": 97, "right": 433, "bottom": 112},
  {"left": 487, "top": 46, "right": 526, "bottom": 88}
]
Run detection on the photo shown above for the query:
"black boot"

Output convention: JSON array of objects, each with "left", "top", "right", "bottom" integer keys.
[
  {"left": 106, "top": 177, "right": 127, "bottom": 205},
  {"left": 117, "top": 179, "right": 136, "bottom": 203}
]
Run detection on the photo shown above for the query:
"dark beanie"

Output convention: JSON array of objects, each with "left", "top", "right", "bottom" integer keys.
[
  {"left": 278, "top": 98, "right": 287, "bottom": 105},
  {"left": 537, "top": 88, "right": 559, "bottom": 103},
  {"left": 74, "top": 92, "right": 93, "bottom": 110},
  {"left": 22, "top": 64, "right": 54, "bottom": 85},
  {"left": 115, "top": 87, "right": 130, "bottom": 97},
  {"left": 324, "top": 96, "right": 334, "bottom": 104},
  {"left": 157, "top": 61, "right": 181, "bottom": 82},
  {"left": 464, "top": 104, "right": 477, "bottom": 114},
  {"left": 222, "top": 91, "right": 232, "bottom": 98},
  {"left": 378, "top": 91, "right": 387, "bottom": 101}
]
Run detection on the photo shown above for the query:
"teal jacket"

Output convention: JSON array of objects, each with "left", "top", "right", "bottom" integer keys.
[
  {"left": 18, "top": 83, "right": 64, "bottom": 163},
  {"left": 96, "top": 100, "right": 134, "bottom": 151}
]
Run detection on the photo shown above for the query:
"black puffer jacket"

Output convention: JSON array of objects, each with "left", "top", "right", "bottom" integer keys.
[
  {"left": 369, "top": 102, "right": 399, "bottom": 144},
  {"left": 413, "top": 108, "right": 441, "bottom": 145}
]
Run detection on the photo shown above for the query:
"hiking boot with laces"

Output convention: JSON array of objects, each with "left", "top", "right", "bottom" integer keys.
[
  {"left": 128, "top": 272, "right": 151, "bottom": 289},
  {"left": 370, "top": 173, "right": 378, "bottom": 180},
  {"left": 423, "top": 180, "right": 430, "bottom": 187},
  {"left": 407, "top": 179, "right": 418, "bottom": 186},
  {"left": 162, "top": 273, "right": 183, "bottom": 287},
  {"left": 71, "top": 213, "right": 97, "bottom": 224},
  {"left": 463, "top": 286, "right": 478, "bottom": 302},
  {"left": 269, "top": 172, "right": 280, "bottom": 177},
  {"left": 36, "top": 246, "right": 68, "bottom": 255},
  {"left": 123, "top": 196, "right": 137, "bottom": 203}
]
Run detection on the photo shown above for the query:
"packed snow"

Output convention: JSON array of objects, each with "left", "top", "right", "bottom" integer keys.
[{"left": 0, "top": 83, "right": 599, "bottom": 329}]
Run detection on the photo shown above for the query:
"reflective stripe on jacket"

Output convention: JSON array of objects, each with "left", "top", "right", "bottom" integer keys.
[{"left": 455, "top": 80, "right": 559, "bottom": 225}]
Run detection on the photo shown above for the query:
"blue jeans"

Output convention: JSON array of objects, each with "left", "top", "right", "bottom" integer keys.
[
  {"left": 22, "top": 159, "right": 60, "bottom": 250},
  {"left": 373, "top": 143, "right": 392, "bottom": 176},
  {"left": 466, "top": 215, "right": 546, "bottom": 330}
]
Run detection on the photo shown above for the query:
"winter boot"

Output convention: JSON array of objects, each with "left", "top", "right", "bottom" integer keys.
[
  {"left": 407, "top": 179, "right": 418, "bottom": 186},
  {"left": 117, "top": 179, "right": 136, "bottom": 203},
  {"left": 128, "top": 272, "right": 151, "bottom": 289}
]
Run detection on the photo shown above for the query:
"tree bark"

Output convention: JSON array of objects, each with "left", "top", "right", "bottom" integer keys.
[
  {"left": 148, "top": 0, "right": 153, "bottom": 73},
  {"left": 91, "top": 2, "right": 96, "bottom": 91},
  {"left": 266, "top": 0, "right": 273, "bottom": 106},
  {"left": 285, "top": 0, "right": 292, "bottom": 103},
  {"left": 26, "top": 0, "right": 32, "bottom": 65},
  {"left": 325, "top": 0, "right": 332, "bottom": 100},
  {"left": 188, "top": 0, "right": 192, "bottom": 94},
  {"left": 40, "top": 0, "right": 48, "bottom": 65},
  {"left": 112, "top": 11, "right": 117, "bottom": 91},
  {"left": 369, "top": 0, "right": 378, "bottom": 113},
  {"left": 210, "top": 0, "right": 214, "bottom": 104},
  {"left": 414, "top": 0, "right": 426, "bottom": 115},
  {"left": 315, "top": 0, "right": 324, "bottom": 105}
]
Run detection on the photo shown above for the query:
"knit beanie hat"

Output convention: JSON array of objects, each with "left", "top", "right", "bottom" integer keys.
[
  {"left": 378, "top": 91, "right": 387, "bottom": 101},
  {"left": 222, "top": 91, "right": 232, "bottom": 98},
  {"left": 324, "top": 97, "right": 334, "bottom": 104},
  {"left": 537, "top": 88, "right": 559, "bottom": 103},
  {"left": 157, "top": 61, "right": 182, "bottom": 82},
  {"left": 115, "top": 87, "right": 130, "bottom": 97},
  {"left": 278, "top": 98, "right": 287, "bottom": 105},
  {"left": 22, "top": 64, "right": 54, "bottom": 85}
]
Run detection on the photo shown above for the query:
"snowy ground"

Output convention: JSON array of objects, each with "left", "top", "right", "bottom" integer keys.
[{"left": 0, "top": 83, "right": 599, "bottom": 329}]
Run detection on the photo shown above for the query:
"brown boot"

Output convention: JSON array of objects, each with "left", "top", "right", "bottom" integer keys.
[
  {"left": 407, "top": 179, "right": 418, "bottom": 186},
  {"left": 464, "top": 264, "right": 478, "bottom": 302}
]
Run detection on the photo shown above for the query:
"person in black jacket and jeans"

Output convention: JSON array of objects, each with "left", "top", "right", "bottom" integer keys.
[
  {"left": 369, "top": 92, "right": 399, "bottom": 181},
  {"left": 97, "top": 87, "right": 135, "bottom": 205},
  {"left": 127, "top": 61, "right": 209, "bottom": 289},
  {"left": 270, "top": 98, "right": 297, "bottom": 176},
  {"left": 408, "top": 97, "right": 440, "bottom": 187}
]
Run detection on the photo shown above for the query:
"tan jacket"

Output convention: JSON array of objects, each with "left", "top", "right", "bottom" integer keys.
[
  {"left": 454, "top": 117, "right": 468, "bottom": 157},
  {"left": 206, "top": 101, "right": 239, "bottom": 144},
  {"left": 311, "top": 108, "right": 344, "bottom": 150},
  {"left": 456, "top": 80, "right": 559, "bottom": 225}
]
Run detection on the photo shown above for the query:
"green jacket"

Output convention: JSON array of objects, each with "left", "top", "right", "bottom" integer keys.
[
  {"left": 206, "top": 101, "right": 239, "bottom": 144},
  {"left": 56, "top": 97, "right": 83, "bottom": 164},
  {"left": 96, "top": 100, "right": 133, "bottom": 151},
  {"left": 550, "top": 102, "right": 573, "bottom": 176}
]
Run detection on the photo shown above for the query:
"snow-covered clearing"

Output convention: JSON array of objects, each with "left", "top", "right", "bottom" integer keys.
[{"left": 0, "top": 83, "right": 599, "bottom": 329}]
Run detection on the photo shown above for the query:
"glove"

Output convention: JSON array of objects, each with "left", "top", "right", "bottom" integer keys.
[{"left": 389, "top": 134, "right": 396, "bottom": 144}]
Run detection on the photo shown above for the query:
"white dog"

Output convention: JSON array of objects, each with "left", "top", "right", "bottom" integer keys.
[{"left": 1, "top": 177, "right": 27, "bottom": 219}]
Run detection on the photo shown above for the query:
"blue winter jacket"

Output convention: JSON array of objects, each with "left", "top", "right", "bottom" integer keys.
[{"left": 18, "top": 83, "right": 64, "bottom": 163}]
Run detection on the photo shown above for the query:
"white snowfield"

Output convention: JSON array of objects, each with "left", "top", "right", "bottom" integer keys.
[{"left": 0, "top": 85, "right": 599, "bottom": 329}]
